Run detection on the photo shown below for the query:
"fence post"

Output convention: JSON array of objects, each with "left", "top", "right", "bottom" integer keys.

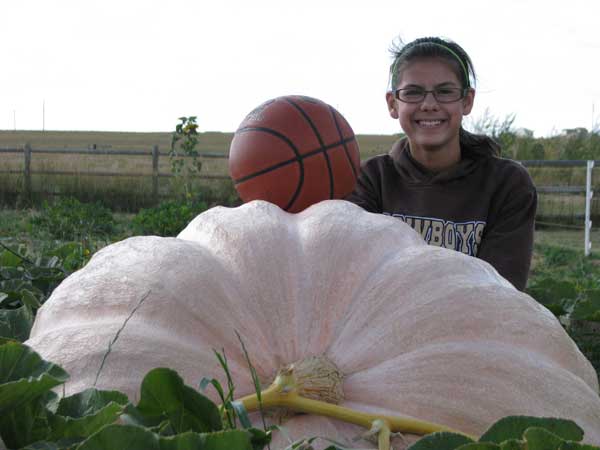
[
  {"left": 584, "top": 160, "right": 594, "bottom": 256},
  {"left": 152, "top": 145, "right": 159, "bottom": 204},
  {"left": 23, "top": 143, "right": 32, "bottom": 200}
]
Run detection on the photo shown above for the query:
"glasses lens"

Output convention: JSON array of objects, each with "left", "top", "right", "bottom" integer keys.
[
  {"left": 434, "top": 88, "right": 463, "bottom": 102},
  {"left": 396, "top": 88, "right": 424, "bottom": 103}
]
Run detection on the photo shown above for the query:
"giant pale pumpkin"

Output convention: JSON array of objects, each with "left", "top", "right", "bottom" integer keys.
[{"left": 25, "top": 200, "right": 600, "bottom": 448}]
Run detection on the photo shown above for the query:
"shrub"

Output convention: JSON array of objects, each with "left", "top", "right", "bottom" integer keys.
[
  {"left": 30, "top": 197, "right": 116, "bottom": 240},
  {"left": 132, "top": 198, "right": 209, "bottom": 237}
]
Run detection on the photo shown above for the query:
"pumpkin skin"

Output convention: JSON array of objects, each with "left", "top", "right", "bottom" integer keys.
[{"left": 25, "top": 200, "right": 600, "bottom": 447}]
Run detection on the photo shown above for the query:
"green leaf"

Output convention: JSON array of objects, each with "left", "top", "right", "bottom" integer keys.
[
  {"left": 0, "top": 391, "right": 55, "bottom": 449},
  {"left": 560, "top": 441, "right": 600, "bottom": 449},
  {"left": 21, "top": 289, "right": 43, "bottom": 309},
  {"left": 479, "top": 417, "right": 583, "bottom": 443},
  {"left": 0, "top": 341, "right": 69, "bottom": 415},
  {"left": 135, "top": 368, "right": 222, "bottom": 434},
  {"left": 76, "top": 424, "right": 160, "bottom": 450},
  {"left": 0, "top": 250, "right": 22, "bottom": 267},
  {"left": 0, "top": 303, "right": 33, "bottom": 341},
  {"left": 456, "top": 444, "right": 500, "bottom": 450},
  {"left": 21, "top": 441, "right": 61, "bottom": 449},
  {"left": 407, "top": 431, "right": 474, "bottom": 450},
  {"left": 77, "top": 425, "right": 254, "bottom": 450},
  {"left": 499, "top": 439, "right": 524, "bottom": 450},
  {"left": 523, "top": 427, "right": 564, "bottom": 450},
  {"left": 527, "top": 279, "right": 578, "bottom": 316},
  {"left": 47, "top": 388, "right": 129, "bottom": 440},
  {"left": 160, "top": 429, "right": 253, "bottom": 450},
  {"left": 570, "top": 293, "right": 600, "bottom": 321}
]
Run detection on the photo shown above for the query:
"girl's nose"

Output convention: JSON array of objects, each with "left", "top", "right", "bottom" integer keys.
[{"left": 420, "top": 92, "right": 440, "bottom": 111}]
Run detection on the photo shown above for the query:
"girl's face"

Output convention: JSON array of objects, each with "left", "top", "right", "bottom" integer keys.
[{"left": 386, "top": 57, "right": 474, "bottom": 164}]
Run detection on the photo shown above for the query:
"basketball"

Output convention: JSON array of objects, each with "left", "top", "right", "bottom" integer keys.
[{"left": 228, "top": 95, "right": 360, "bottom": 213}]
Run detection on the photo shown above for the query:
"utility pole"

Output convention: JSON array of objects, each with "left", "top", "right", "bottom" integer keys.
[
  {"left": 13, "top": 110, "right": 16, "bottom": 131},
  {"left": 43, "top": 100, "right": 45, "bottom": 131}
]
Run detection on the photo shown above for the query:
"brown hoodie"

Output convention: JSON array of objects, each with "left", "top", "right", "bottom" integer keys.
[{"left": 347, "top": 138, "right": 537, "bottom": 291}]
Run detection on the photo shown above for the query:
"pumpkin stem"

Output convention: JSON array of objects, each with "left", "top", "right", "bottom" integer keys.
[{"left": 235, "top": 355, "right": 476, "bottom": 445}]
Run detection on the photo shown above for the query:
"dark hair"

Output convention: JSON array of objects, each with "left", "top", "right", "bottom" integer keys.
[{"left": 389, "top": 36, "right": 500, "bottom": 157}]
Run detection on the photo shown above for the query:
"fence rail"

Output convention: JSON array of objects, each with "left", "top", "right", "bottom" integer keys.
[
  {"left": 0, "top": 145, "right": 230, "bottom": 204},
  {"left": 0, "top": 146, "right": 596, "bottom": 255}
]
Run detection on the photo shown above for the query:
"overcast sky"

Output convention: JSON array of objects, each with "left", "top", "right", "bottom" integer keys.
[{"left": 2, "top": 0, "right": 599, "bottom": 138}]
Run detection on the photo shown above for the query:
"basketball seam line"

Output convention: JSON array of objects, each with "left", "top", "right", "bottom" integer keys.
[
  {"left": 329, "top": 105, "right": 358, "bottom": 180},
  {"left": 232, "top": 125, "right": 305, "bottom": 210},
  {"left": 284, "top": 98, "right": 335, "bottom": 201},
  {"left": 232, "top": 135, "right": 356, "bottom": 184}
]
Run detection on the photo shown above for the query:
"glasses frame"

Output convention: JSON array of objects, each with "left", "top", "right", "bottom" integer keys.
[{"left": 394, "top": 87, "right": 468, "bottom": 104}]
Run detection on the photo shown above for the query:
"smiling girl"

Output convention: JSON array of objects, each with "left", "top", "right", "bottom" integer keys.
[{"left": 348, "top": 36, "right": 537, "bottom": 291}]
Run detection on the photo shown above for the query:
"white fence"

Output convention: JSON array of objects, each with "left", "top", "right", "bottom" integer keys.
[{"left": 521, "top": 160, "right": 596, "bottom": 256}]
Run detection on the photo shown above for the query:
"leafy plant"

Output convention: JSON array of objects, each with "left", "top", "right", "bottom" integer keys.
[
  {"left": 132, "top": 199, "right": 208, "bottom": 237},
  {"left": 30, "top": 197, "right": 116, "bottom": 241},
  {"left": 527, "top": 244, "right": 600, "bottom": 378},
  {"left": 0, "top": 242, "right": 89, "bottom": 342},
  {"left": 169, "top": 116, "right": 203, "bottom": 198}
]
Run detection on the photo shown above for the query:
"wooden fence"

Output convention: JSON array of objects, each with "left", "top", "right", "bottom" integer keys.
[{"left": 0, "top": 145, "right": 229, "bottom": 204}]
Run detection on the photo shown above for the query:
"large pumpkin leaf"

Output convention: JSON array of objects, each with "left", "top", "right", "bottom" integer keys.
[
  {"left": 76, "top": 425, "right": 254, "bottom": 450},
  {"left": 498, "top": 440, "right": 523, "bottom": 450},
  {"left": 0, "top": 303, "right": 33, "bottom": 341},
  {"left": 479, "top": 416, "right": 583, "bottom": 443},
  {"left": 0, "top": 391, "right": 55, "bottom": 449},
  {"left": 522, "top": 427, "right": 563, "bottom": 450},
  {"left": 135, "top": 368, "right": 222, "bottom": 434},
  {"left": 0, "top": 342, "right": 69, "bottom": 416},
  {"left": 47, "top": 388, "right": 129, "bottom": 441},
  {"left": 560, "top": 441, "right": 600, "bottom": 449},
  {"left": 406, "top": 431, "right": 474, "bottom": 450},
  {"left": 455, "top": 445, "right": 500, "bottom": 449}
]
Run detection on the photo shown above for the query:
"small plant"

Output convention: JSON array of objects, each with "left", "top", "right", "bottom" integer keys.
[
  {"left": 170, "top": 116, "right": 203, "bottom": 198},
  {"left": 30, "top": 197, "right": 116, "bottom": 241},
  {"left": 132, "top": 198, "right": 209, "bottom": 237}
]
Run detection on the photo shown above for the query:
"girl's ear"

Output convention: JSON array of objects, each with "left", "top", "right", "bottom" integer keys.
[
  {"left": 386, "top": 92, "right": 399, "bottom": 119},
  {"left": 462, "top": 88, "right": 475, "bottom": 116}
]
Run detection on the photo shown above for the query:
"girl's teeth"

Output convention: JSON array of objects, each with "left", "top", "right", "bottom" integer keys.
[{"left": 419, "top": 120, "right": 442, "bottom": 127}]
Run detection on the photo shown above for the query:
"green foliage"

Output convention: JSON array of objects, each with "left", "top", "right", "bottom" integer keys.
[
  {"left": 30, "top": 197, "right": 116, "bottom": 241},
  {"left": 527, "top": 244, "right": 600, "bottom": 378},
  {"left": 406, "top": 416, "right": 594, "bottom": 450},
  {"left": 169, "top": 116, "right": 202, "bottom": 198},
  {"left": 0, "top": 243, "right": 81, "bottom": 342},
  {"left": 132, "top": 199, "right": 208, "bottom": 237},
  {"left": 2, "top": 341, "right": 598, "bottom": 450},
  {"left": 0, "top": 341, "right": 271, "bottom": 450}
]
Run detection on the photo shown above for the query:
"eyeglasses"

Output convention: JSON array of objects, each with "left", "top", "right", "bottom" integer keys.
[{"left": 394, "top": 87, "right": 467, "bottom": 103}]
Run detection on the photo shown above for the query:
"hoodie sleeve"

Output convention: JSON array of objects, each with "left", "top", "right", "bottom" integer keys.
[
  {"left": 476, "top": 166, "right": 537, "bottom": 291},
  {"left": 345, "top": 158, "right": 384, "bottom": 213}
]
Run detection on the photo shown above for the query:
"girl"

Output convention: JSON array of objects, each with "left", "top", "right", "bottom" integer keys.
[{"left": 347, "top": 36, "right": 537, "bottom": 291}]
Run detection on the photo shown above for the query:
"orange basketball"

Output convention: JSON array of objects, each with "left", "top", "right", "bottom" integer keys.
[{"left": 228, "top": 95, "right": 360, "bottom": 213}]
